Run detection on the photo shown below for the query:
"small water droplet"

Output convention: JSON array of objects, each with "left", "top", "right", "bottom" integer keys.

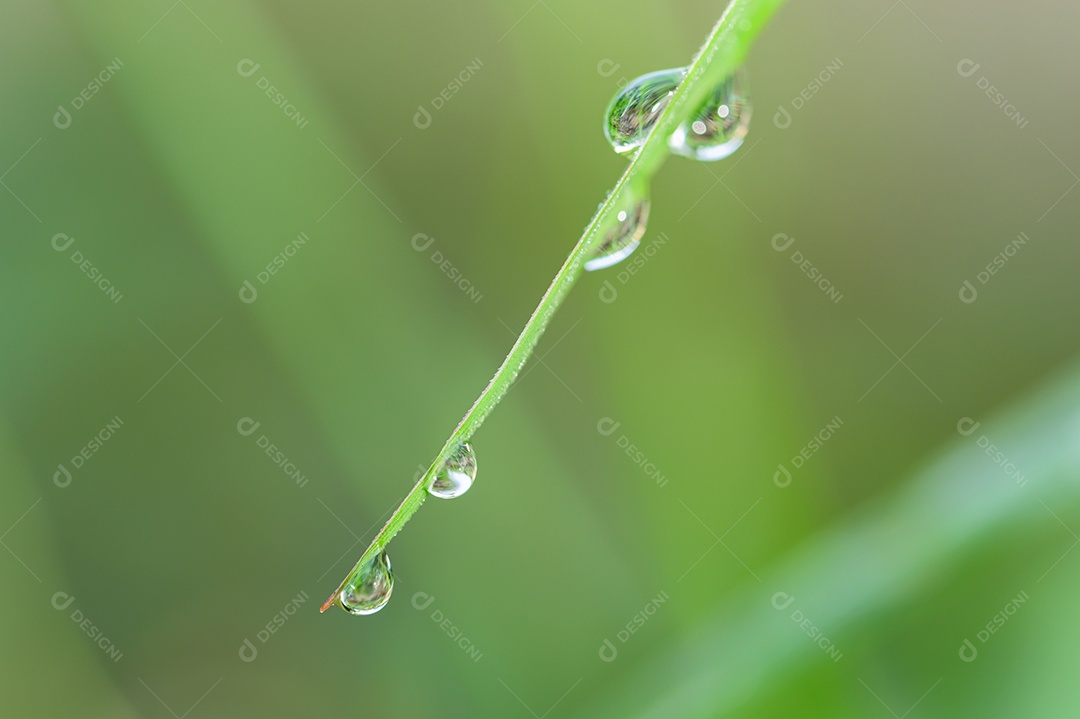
[
  {"left": 340, "top": 550, "right": 394, "bottom": 615},
  {"left": 604, "top": 68, "right": 685, "bottom": 154},
  {"left": 429, "top": 443, "right": 476, "bottom": 499},
  {"left": 669, "top": 69, "right": 751, "bottom": 161},
  {"left": 585, "top": 194, "right": 650, "bottom": 272}
]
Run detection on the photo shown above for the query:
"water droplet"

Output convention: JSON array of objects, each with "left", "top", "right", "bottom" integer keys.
[
  {"left": 604, "top": 68, "right": 685, "bottom": 154},
  {"left": 669, "top": 68, "right": 751, "bottom": 161},
  {"left": 585, "top": 194, "right": 650, "bottom": 272},
  {"left": 340, "top": 550, "right": 394, "bottom": 615},
  {"left": 429, "top": 443, "right": 476, "bottom": 499}
]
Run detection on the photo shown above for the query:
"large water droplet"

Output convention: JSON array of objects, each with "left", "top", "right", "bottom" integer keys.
[
  {"left": 604, "top": 68, "right": 685, "bottom": 154},
  {"left": 668, "top": 69, "right": 751, "bottom": 161},
  {"left": 340, "top": 550, "right": 394, "bottom": 615},
  {"left": 429, "top": 443, "right": 476, "bottom": 499},
  {"left": 585, "top": 194, "right": 650, "bottom": 271}
]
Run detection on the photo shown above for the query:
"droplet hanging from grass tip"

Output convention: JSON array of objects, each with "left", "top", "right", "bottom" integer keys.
[{"left": 339, "top": 550, "right": 394, "bottom": 615}]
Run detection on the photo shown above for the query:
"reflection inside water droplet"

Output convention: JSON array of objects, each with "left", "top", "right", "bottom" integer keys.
[
  {"left": 585, "top": 194, "right": 650, "bottom": 272},
  {"left": 604, "top": 68, "right": 685, "bottom": 154},
  {"left": 429, "top": 443, "right": 477, "bottom": 499},
  {"left": 668, "top": 68, "right": 751, "bottom": 162},
  {"left": 340, "top": 550, "right": 394, "bottom": 615}
]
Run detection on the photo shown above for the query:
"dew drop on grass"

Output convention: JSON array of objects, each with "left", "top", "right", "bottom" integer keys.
[
  {"left": 429, "top": 443, "right": 477, "bottom": 499},
  {"left": 604, "top": 68, "right": 685, "bottom": 154},
  {"left": 668, "top": 68, "right": 750, "bottom": 161},
  {"left": 584, "top": 193, "right": 650, "bottom": 271},
  {"left": 340, "top": 550, "right": 394, "bottom": 615}
]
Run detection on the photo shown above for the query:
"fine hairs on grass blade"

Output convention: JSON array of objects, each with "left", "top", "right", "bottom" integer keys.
[{"left": 321, "top": 0, "right": 789, "bottom": 615}]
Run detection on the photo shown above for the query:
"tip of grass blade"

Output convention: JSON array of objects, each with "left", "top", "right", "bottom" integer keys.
[{"left": 319, "top": 593, "right": 338, "bottom": 613}]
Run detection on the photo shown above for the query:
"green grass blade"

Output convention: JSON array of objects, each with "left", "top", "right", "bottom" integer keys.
[{"left": 577, "top": 360, "right": 1080, "bottom": 719}]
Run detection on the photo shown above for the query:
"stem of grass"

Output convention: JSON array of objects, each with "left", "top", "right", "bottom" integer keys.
[{"left": 322, "top": 0, "right": 788, "bottom": 612}]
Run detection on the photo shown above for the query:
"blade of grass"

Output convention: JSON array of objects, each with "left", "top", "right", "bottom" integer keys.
[
  {"left": 0, "top": 420, "right": 140, "bottom": 717},
  {"left": 57, "top": 1, "right": 632, "bottom": 710},
  {"left": 574, "top": 360, "right": 1080, "bottom": 719},
  {"left": 323, "top": 0, "right": 790, "bottom": 611}
]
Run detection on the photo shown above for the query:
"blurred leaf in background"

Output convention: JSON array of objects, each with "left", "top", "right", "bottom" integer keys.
[{"left": 1, "top": 0, "right": 1078, "bottom": 717}]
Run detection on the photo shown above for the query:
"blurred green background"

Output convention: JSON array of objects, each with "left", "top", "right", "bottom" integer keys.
[{"left": 3, "top": 0, "right": 1079, "bottom": 716}]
